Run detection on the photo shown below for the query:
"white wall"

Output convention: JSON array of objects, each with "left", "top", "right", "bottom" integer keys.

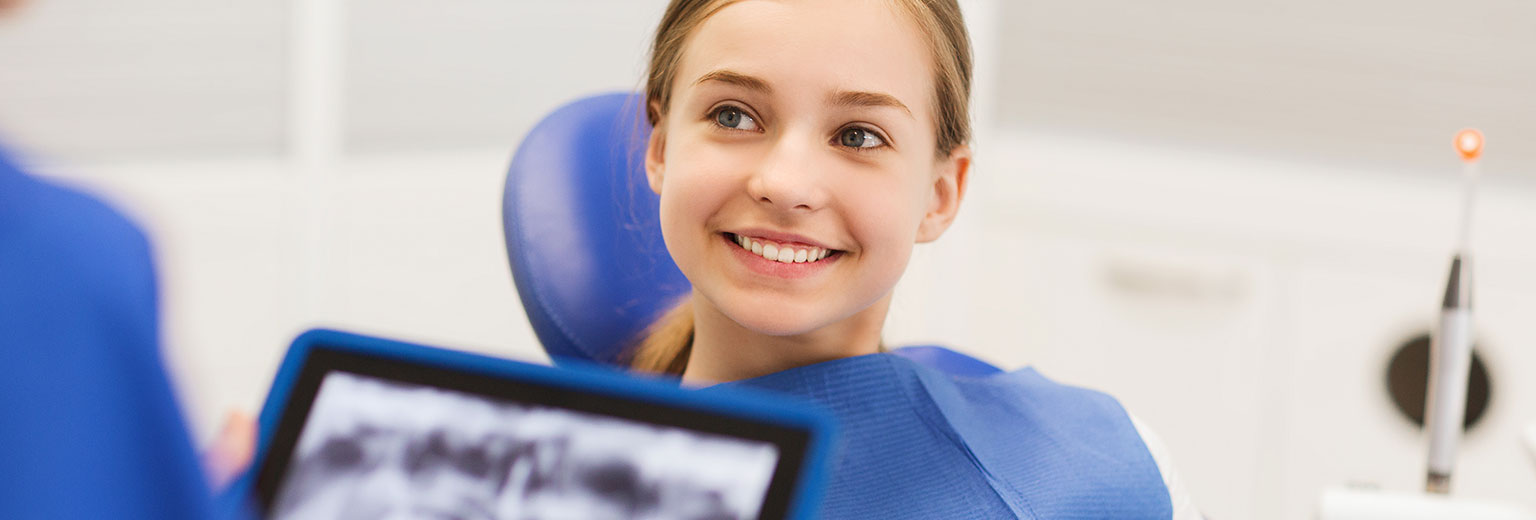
[{"left": 7, "top": 1, "right": 1535, "bottom": 518}]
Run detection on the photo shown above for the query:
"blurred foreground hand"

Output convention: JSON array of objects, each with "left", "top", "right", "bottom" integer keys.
[{"left": 204, "top": 411, "right": 258, "bottom": 491}]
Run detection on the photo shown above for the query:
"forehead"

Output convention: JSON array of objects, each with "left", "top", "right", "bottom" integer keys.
[{"left": 676, "top": 0, "right": 934, "bottom": 116}]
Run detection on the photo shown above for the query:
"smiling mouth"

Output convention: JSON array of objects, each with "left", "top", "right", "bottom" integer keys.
[{"left": 724, "top": 233, "right": 841, "bottom": 264}]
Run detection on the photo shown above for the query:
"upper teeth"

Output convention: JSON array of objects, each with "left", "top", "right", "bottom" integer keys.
[{"left": 735, "top": 234, "right": 831, "bottom": 264}]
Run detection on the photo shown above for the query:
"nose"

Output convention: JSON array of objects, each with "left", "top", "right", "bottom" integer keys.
[{"left": 746, "top": 131, "right": 829, "bottom": 213}]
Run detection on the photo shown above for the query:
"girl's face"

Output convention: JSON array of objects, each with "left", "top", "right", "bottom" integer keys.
[{"left": 646, "top": 0, "right": 968, "bottom": 338}]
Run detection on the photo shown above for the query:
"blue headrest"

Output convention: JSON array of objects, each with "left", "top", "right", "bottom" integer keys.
[{"left": 503, "top": 92, "right": 691, "bottom": 366}]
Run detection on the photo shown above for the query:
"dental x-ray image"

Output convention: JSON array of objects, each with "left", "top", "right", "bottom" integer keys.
[{"left": 270, "top": 371, "right": 780, "bottom": 520}]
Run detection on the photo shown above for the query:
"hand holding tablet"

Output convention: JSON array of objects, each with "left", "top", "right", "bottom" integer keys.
[{"left": 238, "top": 329, "right": 834, "bottom": 520}]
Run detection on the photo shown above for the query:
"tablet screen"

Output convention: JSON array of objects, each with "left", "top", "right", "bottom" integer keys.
[{"left": 256, "top": 346, "right": 813, "bottom": 520}]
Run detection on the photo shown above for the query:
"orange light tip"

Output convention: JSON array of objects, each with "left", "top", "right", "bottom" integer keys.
[{"left": 1455, "top": 128, "right": 1484, "bottom": 162}]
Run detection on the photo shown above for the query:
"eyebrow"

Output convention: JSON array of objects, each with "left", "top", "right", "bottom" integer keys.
[
  {"left": 692, "top": 68, "right": 913, "bottom": 118},
  {"left": 828, "top": 90, "right": 913, "bottom": 118},
  {"left": 692, "top": 69, "right": 772, "bottom": 94}
]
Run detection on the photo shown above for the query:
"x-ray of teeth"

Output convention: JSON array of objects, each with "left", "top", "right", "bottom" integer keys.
[{"left": 271, "top": 371, "right": 780, "bottom": 520}]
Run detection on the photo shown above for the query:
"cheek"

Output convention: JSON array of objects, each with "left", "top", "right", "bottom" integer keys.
[
  {"left": 656, "top": 182, "right": 706, "bottom": 272},
  {"left": 836, "top": 177, "right": 922, "bottom": 289},
  {"left": 656, "top": 143, "right": 737, "bottom": 263},
  {"left": 839, "top": 173, "right": 926, "bottom": 247},
  {"left": 660, "top": 133, "right": 734, "bottom": 199}
]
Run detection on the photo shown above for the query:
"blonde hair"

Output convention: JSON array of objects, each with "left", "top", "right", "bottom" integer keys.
[{"left": 629, "top": 0, "right": 973, "bottom": 375}]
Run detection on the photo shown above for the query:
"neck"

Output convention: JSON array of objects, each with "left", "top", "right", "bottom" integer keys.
[{"left": 681, "top": 290, "right": 890, "bottom": 385}]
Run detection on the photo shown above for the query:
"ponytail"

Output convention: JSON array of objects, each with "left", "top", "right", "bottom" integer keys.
[{"left": 628, "top": 296, "right": 694, "bottom": 375}]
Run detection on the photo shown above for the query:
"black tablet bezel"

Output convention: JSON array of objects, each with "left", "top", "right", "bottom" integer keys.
[{"left": 250, "top": 330, "right": 828, "bottom": 520}]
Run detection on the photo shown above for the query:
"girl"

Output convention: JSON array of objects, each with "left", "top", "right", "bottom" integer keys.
[{"left": 628, "top": 0, "right": 1200, "bottom": 518}]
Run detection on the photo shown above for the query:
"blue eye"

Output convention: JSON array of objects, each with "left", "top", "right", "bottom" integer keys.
[
  {"left": 713, "top": 106, "right": 759, "bottom": 131},
  {"left": 839, "top": 127, "right": 885, "bottom": 149}
]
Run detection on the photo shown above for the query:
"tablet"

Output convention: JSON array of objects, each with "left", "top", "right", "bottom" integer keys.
[{"left": 250, "top": 329, "right": 834, "bottom": 520}]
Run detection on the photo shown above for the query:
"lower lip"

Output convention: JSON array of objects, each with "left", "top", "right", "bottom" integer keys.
[{"left": 723, "top": 234, "right": 838, "bottom": 280}]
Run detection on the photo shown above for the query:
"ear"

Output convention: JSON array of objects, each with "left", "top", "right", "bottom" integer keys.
[
  {"left": 644, "top": 101, "right": 667, "bottom": 195},
  {"left": 916, "top": 144, "right": 971, "bottom": 243}
]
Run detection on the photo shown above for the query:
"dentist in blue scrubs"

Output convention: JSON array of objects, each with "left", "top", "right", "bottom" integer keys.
[
  {"left": 0, "top": 144, "right": 227, "bottom": 518},
  {"left": 1, "top": 2, "right": 236, "bottom": 510}
]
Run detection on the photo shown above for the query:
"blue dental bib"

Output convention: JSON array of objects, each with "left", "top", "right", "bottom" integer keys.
[{"left": 715, "top": 353, "right": 1171, "bottom": 519}]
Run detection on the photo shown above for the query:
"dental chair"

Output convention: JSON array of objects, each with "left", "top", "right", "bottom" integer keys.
[{"left": 502, "top": 92, "right": 1001, "bottom": 376}]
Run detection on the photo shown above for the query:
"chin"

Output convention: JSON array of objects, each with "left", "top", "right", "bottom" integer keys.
[{"left": 722, "top": 303, "right": 833, "bottom": 337}]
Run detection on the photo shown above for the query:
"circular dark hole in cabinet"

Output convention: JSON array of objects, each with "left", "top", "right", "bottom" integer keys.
[{"left": 1385, "top": 333, "right": 1491, "bottom": 431}]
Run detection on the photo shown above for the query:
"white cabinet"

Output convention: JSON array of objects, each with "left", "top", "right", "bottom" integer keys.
[{"left": 968, "top": 229, "right": 1280, "bottom": 519}]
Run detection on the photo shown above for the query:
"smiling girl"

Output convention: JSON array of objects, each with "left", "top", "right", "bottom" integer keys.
[
  {"left": 628, "top": 0, "right": 1200, "bottom": 518},
  {"left": 631, "top": 0, "right": 965, "bottom": 383}
]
